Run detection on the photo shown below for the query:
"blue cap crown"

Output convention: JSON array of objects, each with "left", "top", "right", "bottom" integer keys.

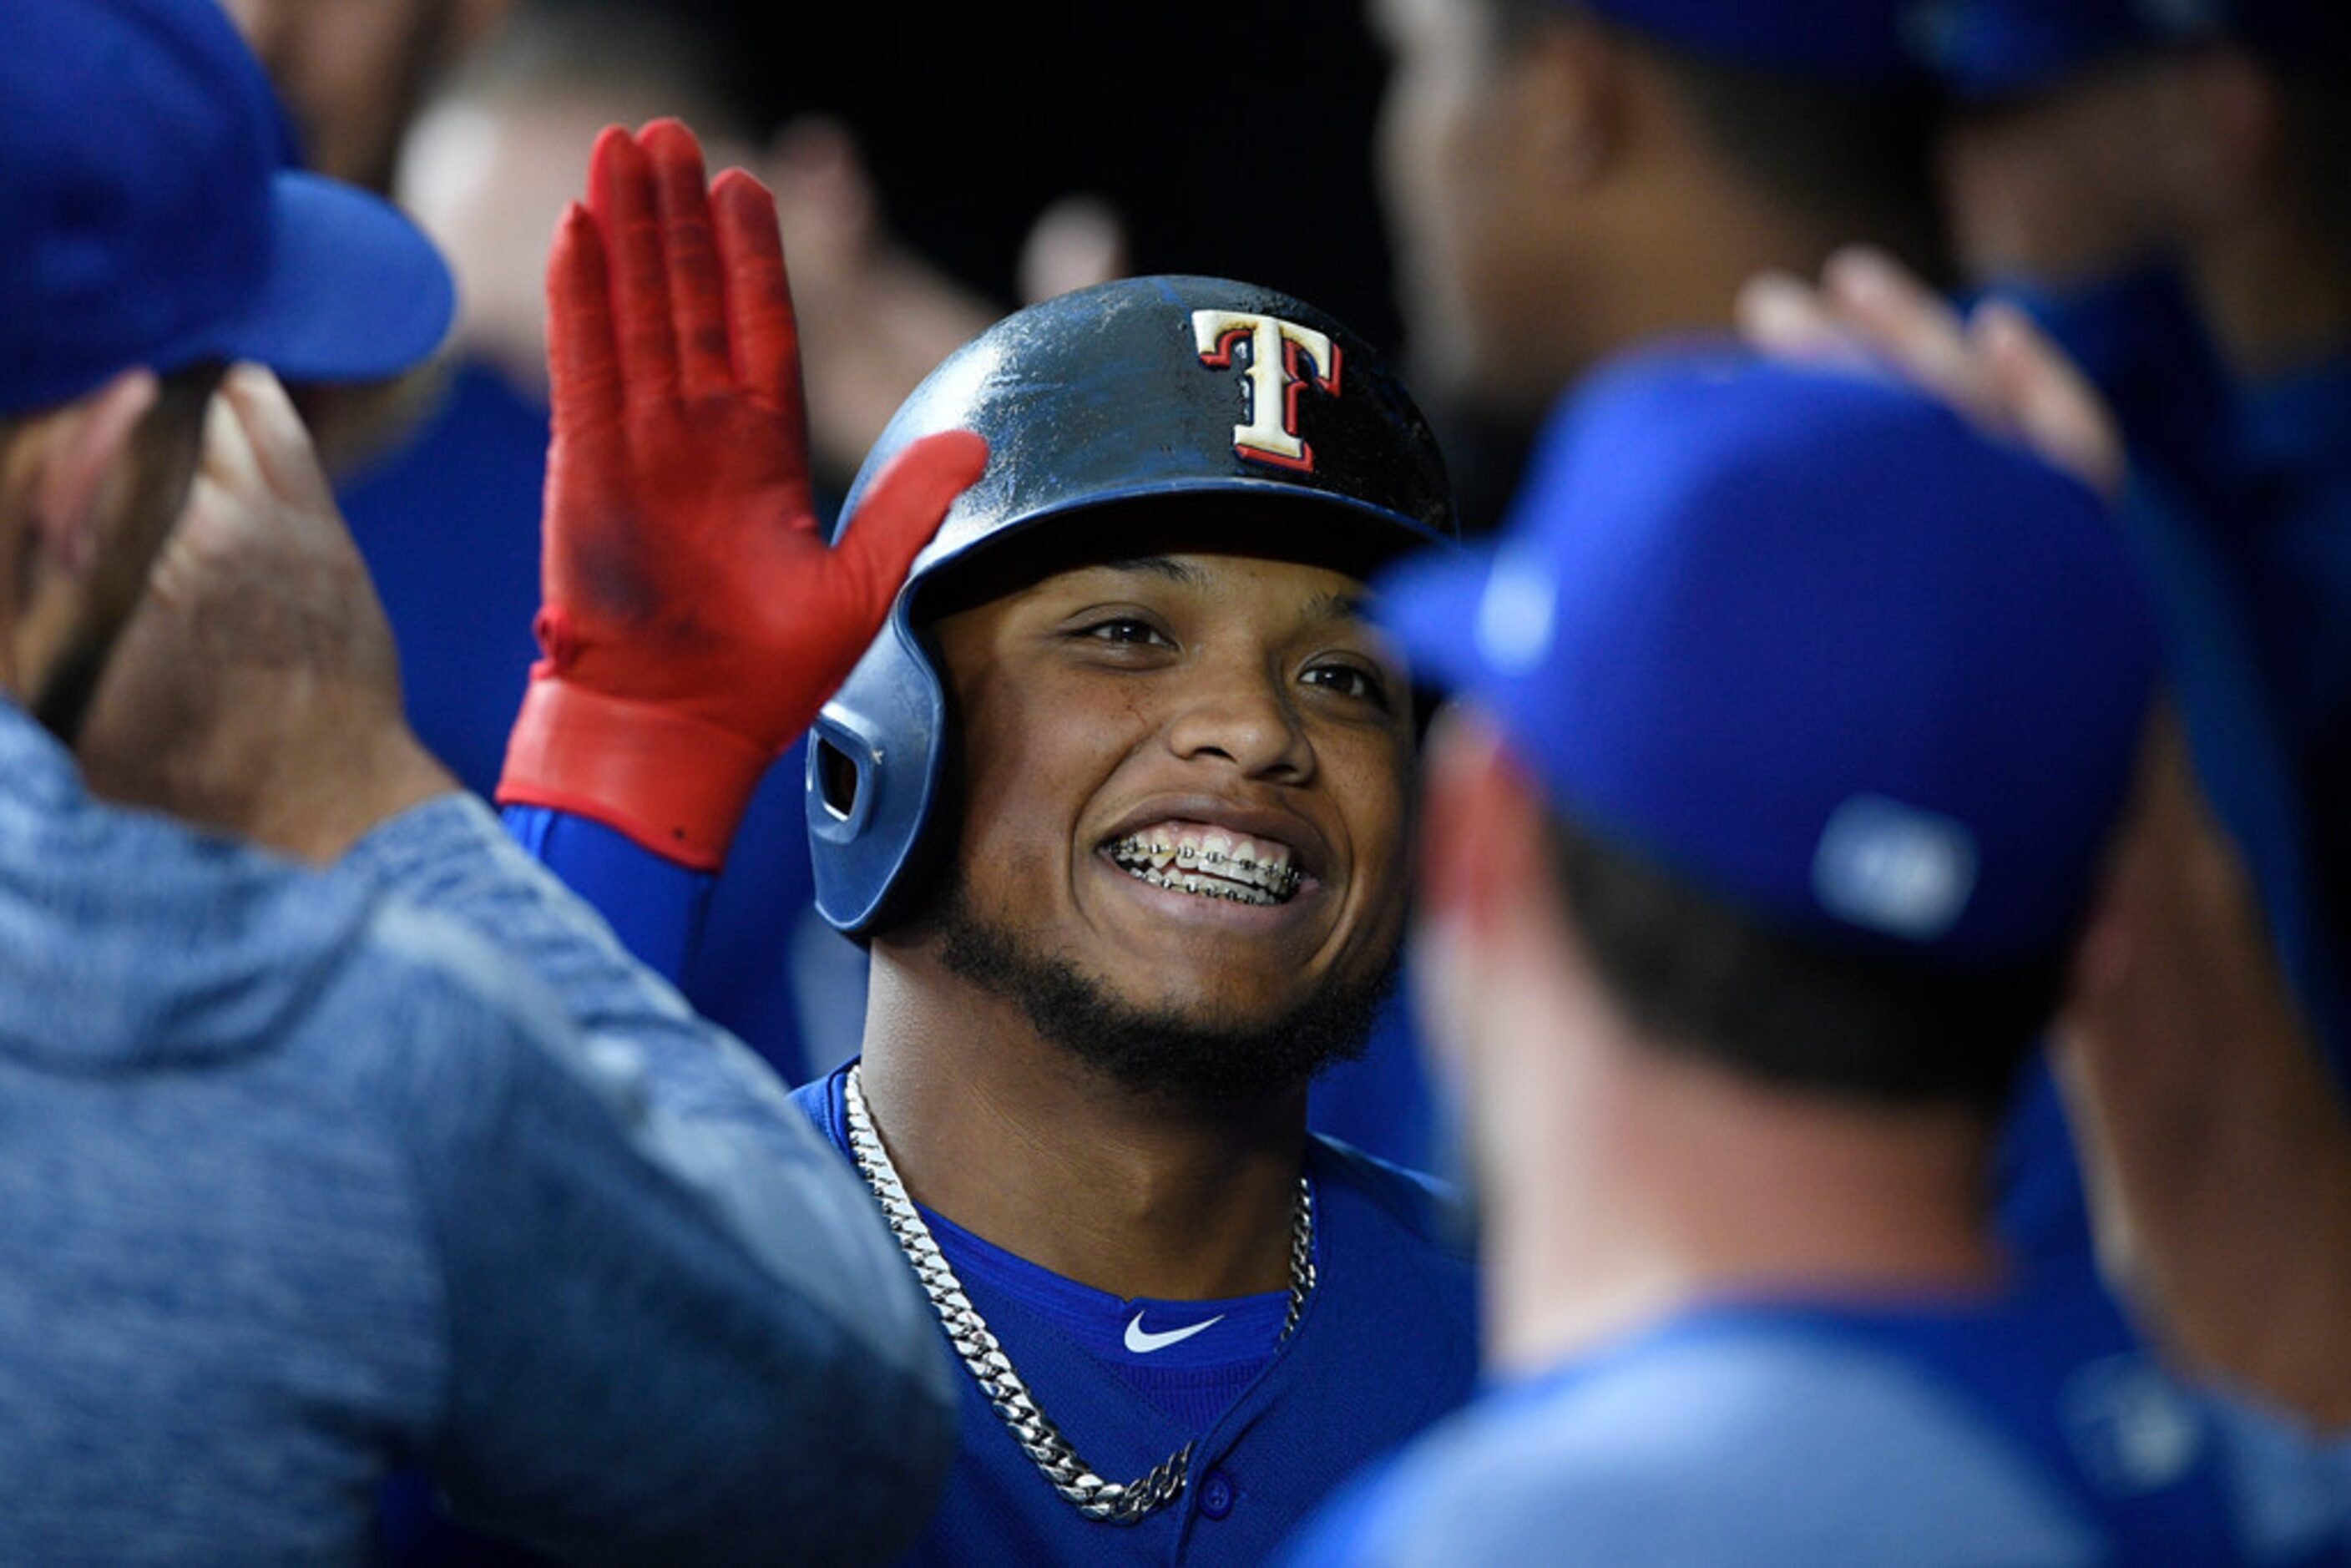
[
  {"left": 1382, "top": 344, "right": 2160, "bottom": 966},
  {"left": 0, "top": 0, "right": 453, "bottom": 415},
  {"left": 1581, "top": 0, "right": 1923, "bottom": 86},
  {"left": 1912, "top": 0, "right": 2351, "bottom": 102}
]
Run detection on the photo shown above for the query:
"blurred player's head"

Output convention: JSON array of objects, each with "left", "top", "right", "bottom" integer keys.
[
  {"left": 1388, "top": 345, "right": 2156, "bottom": 1132},
  {"left": 0, "top": 0, "right": 452, "bottom": 742},
  {"left": 810, "top": 277, "right": 1454, "bottom": 1104},
  {"left": 1924, "top": 0, "right": 2351, "bottom": 302},
  {"left": 220, "top": 0, "right": 513, "bottom": 195},
  {"left": 1373, "top": 0, "right": 1943, "bottom": 417},
  {"left": 397, "top": 2, "right": 760, "bottom": 396}
]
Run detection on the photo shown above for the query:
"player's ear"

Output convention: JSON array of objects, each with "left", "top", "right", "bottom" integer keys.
[
  {"left": 1417, "top": 704, "right": 1553, "bottom": 940},
  {"left": 1509, "top": 11, "right": 1625, "bottom": 191},
  {"left": 20, "top": 369, "right": 162, "bottom": 582}
]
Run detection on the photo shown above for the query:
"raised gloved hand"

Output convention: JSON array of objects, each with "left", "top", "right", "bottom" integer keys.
[{"left": 497, "top": 119, "right": 986, "bottom": 868}]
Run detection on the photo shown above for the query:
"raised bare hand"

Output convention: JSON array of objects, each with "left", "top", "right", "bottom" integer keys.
[
  {"left": 1737, "top": 245, "right": 2123, "bottom": 498},
  {"left": 78, "top": 365, "right": 454, "bottom": 862}
]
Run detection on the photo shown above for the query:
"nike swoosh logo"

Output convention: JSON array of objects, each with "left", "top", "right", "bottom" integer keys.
[{"left": 1124, "top": 1310, "right": 1226, "bottom": 1354}]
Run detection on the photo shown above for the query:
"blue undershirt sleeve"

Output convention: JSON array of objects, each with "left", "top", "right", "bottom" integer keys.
[{"left": 500, "top": 805, "right": 713, "bottom": 989}]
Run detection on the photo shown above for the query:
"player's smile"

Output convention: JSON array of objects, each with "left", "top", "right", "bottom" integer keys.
[
  {"left": 932, "top": 547, "right": 1413, "bottom": 1023},
  {"left": 1100, "top": 805, "right": 1320, "bottom": 910}
]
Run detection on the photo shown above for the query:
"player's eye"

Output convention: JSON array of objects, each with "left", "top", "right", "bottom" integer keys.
[
  {"left": 1072, "top": 615, "right": 1176, "bottom": 650},
  {"left": 1301, "top": 660, "right": 1393, "bottom": 711}
]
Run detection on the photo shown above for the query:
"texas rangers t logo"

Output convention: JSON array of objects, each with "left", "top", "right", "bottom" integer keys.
[{"left": 1192, "top": 309, "right": 1344, "bottom": 473}]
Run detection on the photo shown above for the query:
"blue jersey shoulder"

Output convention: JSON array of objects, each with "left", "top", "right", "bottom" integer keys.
[{"left": 1282, "top": 1299, "right": 2348, "bottom": 1568}]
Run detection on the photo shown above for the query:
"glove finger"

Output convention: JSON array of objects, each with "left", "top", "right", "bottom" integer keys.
[
  {"left": 711, "top": 168, "right": 809, "bottom": 430},
  {"left": 641, "top": 119, "right": 731, "bottom": 402},
  {"left": 832, "top": 429, "right": 989, "bottom": 618},
  {"left": 588, "top": 124, "right": 679, "bottom": 405},
  {"left": 547, "top": 202, "right": 624, "bottom": 438}
]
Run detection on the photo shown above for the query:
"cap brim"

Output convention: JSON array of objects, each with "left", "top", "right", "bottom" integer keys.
[
  {"left": 210, "top": 169, "right": 454, "bottom": 383},
  {"left": 1374, "top": 541, "right": 1504, "bottom": 699}
]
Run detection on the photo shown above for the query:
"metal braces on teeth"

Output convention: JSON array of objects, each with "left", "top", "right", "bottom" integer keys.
[
  {"left": 1124, "top": 863, "right": 1284, "bottom": 906},
  {"left": 1110, "top": 839, "right": 1304, "bottom": 899}
]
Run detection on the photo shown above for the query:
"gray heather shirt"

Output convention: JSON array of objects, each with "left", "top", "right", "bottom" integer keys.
[{"left": 0, "top": 701, "right": 952, "bottom": 1565}]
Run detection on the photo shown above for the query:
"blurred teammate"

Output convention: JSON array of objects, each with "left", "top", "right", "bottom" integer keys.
[
  {"left": 3, "top": 1, "right": 955, "bottom": 1559},
  {"left": 1373, "top": 0, "right": 1940, "bottom": 480},
  {"left": 495, "top": 119, "right": 1478, "bottom": 1561},
  {"left": 1280, "top": 341, "right": 2351, "bottom": 1566},
  {"left": 1923, "top": 0, "right": 2351, "bottom": 1056},
  {"left": 1746, "top": 245, "right": 2351, "bottom": 1434},
  {"left": 1343, "top": 0, "right": 1946, "bottom": 1172}
]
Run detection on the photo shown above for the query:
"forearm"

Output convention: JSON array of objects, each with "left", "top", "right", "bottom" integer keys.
[
  {"left": 2064, "top": 1017, "right": 2351, "bottom": 1429},
  {"left": 502, "top": 802, "right": 713, "bottom": 987},
  {"left": 2059, "top": 700, "right": 2351, "bottom": 1429}
]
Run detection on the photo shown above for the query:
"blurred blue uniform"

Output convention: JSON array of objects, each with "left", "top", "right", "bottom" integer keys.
[
  {"left": 503, "top": 806, "right": 1479, "bottom": 1563},
  {"left": 1980, "top": 274, "right": 2351, "bottom": 1262},
  {"left": 340, "top": 361, "right": 548, "bottom": 800},
  {"left": 1280, "top": 1264, "right": 2351, "bottom": 1567},
  {"left": 1307, "top": 990, "right": 1437, "bottom": 1172},
  {"left": 1919, "top": 0, "right": 2351, "bottom": 1263},
  {"left": 2232, "top": 353, "right": 2351, "bottom": 981}
]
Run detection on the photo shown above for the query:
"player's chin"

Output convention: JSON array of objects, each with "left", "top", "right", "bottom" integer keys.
[{"left": 1093, "top": 945, "right": 1401, "bottom": 1084}]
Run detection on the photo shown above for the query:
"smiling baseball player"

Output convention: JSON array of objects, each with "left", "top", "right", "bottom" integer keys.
[{"left": 491, "top": 120, "right": 1478, "bottom": 1563}]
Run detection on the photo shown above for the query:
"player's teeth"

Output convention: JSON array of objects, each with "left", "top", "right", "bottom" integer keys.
[
  {"left": 1113, "top": 856, "right": 1278, "bottom": 906},
  {"left": 1107, "top": 826, "right": 1302, "bottom": 904}
]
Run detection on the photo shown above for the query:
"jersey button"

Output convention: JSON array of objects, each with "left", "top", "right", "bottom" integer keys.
[{"left": 1197, "top": 1469, "right": 1236, "bottom": 1520}]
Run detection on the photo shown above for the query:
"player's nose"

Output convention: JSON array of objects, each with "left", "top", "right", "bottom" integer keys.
[{"left": 1164, "top": 660, "right": 1314, "bottom": 783}]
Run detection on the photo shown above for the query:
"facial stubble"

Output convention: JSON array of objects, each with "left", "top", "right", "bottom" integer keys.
[{"left": 932, "top": 874, "right": 1402, "bottom": 1109}]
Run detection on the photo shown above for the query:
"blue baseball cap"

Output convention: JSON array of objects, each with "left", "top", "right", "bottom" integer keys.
[
  {"left": 1910, "top": 0, "right": 2351, "bottom": 104},
  {"left": 1580, "top": 0, "right": 1922, "bottom": 88},
  {"left": 1382, "top": 343, "right": 2160, "bottom": 967},
  {"left": 0, "top": 0, "right": 455, "bottom": 417}
]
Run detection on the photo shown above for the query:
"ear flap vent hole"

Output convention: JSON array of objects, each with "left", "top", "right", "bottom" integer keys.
[{"left": 817, "top": 736, "right": 862, "bottom": 822}]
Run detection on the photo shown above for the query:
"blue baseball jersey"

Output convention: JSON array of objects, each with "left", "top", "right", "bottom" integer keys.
[
  {"left": 1280, "top": 1268, "right": 2351, "bottom": 1567},
  {"left": 495, "top": 805, "right": 1479, "bottom": 1561},
  {"left": 790, "top": 1065, "right": 1478, "bottom": 1565}
]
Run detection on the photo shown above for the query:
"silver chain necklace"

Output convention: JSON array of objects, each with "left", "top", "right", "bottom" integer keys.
[{"left": 842, "top": 1064, "right": 1317, "bottom": 1525}]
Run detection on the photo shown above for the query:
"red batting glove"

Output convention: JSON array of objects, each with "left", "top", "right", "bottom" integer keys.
[{"left": 497, "top": 119, "right": 986, "bottom": 869}]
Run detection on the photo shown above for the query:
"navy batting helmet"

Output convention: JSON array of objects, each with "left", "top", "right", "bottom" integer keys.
[{"left": 806, "top": 275, "right": 1457, "bottom": 936}]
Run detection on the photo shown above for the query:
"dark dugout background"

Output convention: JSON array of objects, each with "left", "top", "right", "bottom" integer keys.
[{"left": 682, "top": 1, "right": 1406, "bottom": 358}]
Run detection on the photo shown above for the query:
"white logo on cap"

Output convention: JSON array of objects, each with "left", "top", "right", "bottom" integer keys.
[
  {"left": 1811, "top": 795, "right": 1979, "bottom": 941},
  {"left": 2059, "top": 1355, "right": 2203, "bottom": 1495},
  {"left": 1474, "top": 554, "right": 1557, "bottom": 675}
]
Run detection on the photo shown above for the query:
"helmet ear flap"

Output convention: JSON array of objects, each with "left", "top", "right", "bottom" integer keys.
[{"left": 807, "top": 612, "right": 955, "bottom": 937}]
